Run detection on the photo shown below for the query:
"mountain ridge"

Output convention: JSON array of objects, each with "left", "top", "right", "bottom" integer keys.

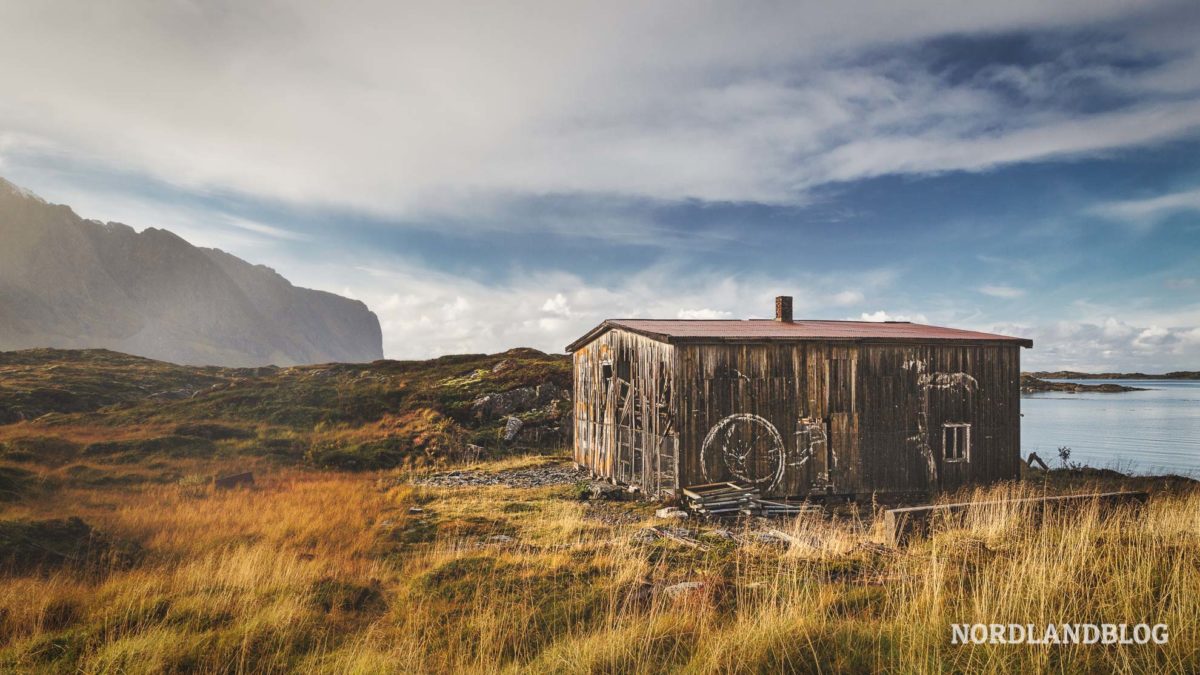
[{"left": 0, "top": 177, "right": 382, "bottom": 367}]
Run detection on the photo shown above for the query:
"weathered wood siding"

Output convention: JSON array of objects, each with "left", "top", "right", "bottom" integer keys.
[
  {"left": 675, "top": 342, "right": 845, "bottom": 498},
  {"left": 574, "top": 333, "right": 1022, "bottom": 498},
  {"left": 573, "top": 329, "right": 678, "bottom": 495},
  {"left": 856, "top": 343, "right": 1022, "bottom": 494},
  {"left": 673, "top": 341, "right": 1021, "bottom": 497}
]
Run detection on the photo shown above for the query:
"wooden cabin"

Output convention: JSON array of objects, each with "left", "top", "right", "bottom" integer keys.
[{"left": 566, "top": 297, "right": 1032, "bottom": 499}]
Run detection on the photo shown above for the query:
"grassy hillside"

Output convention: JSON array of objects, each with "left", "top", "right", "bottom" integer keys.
[
  {"left": 0, "top": 347, "right": 571, "bottom": 475},
  {"left": 0, "top": 349, "right": 232, "bottom": 424},
  {"left": 1, "top": 349, "right": 1197, "bottom": 673}
]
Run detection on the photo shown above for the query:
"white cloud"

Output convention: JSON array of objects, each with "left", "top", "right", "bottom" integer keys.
[
  {"left": 225, "top": 217, "right": 311, "bottom": 242},
  {"left": 284, "top": 257, "right": 899, "bottom": 358},
  {"left": 541, "top": 293, "right": 572, "bottom": 317},
  {"left": 677, "top": 308, "right": 733, "bottom": 320},
  {"left": 995, "top": 312, "right": 1200, "bottom": 372},
  {"left": 334, "top": 260, "right": 1197, "bottom": 366},
  {"left": 979, "top": 285, "right": 1026, "bottom": 299},
  {"left": 813, "top": 100, "right": 1200, "bottom": 188},
  {"left": 440, "top": 297, "right": 471, "bottom": 321},
  {"left": 1132, "top": 325, "right": 1173, "bottom": 350},
  {"left": 859, "top": 310, "right": 930, "bottom": 323},
  {"left": 1102, "top": 317, "right": 1137, "bottom": 340},
  {"left": 1089, "top": 186, "right": 1200, "bottom": 229},
  {"left": 830, "top": 290, "right": 865, "bottom": 306}
]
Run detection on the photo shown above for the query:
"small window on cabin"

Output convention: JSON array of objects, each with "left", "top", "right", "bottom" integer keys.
[
  {"left": 601, "top": 361, "right": 613, "bottom": 382},
  {"left": 943, "top": 423, "right": 970, "bottom": 462},
  {"left": 616, "top": 359, "right": 631, "bottom": 382}
]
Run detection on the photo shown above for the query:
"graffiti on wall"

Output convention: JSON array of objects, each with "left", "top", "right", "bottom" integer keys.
[
  {"left": 904, "top": 359, "right": 977, "bottom": 484},
  {"left": 700, "top": 414, "right": 838, "bottom": 492},
  {"left": 791, "top": 417, "right": 822, "bottom": 469},
  {"left": 700, "top": 413, "right": 786, "bottom": 489},
  {"left": 795, "top": 416, "right": 836, "bottom": 489},
  {"left": 697, "top": 358, "right": 979, "bottom": 493}
]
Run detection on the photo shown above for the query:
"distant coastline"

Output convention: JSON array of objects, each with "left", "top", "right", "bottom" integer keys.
[
  {"left": 1020, "top": 374, "right": 1146, "bottom": 394},
  {"left": 1025, "top": 370, "right": 1200, "bottom": 380}
]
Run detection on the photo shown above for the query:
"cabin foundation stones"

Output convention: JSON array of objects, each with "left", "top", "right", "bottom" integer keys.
[{"left": 567, "top": 298, "right": 1032, "bottom": 505}]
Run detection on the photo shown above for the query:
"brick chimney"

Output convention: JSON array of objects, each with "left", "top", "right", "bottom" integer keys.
[{"left": 775, "top": 295, "right": 793, "bottom": 323}]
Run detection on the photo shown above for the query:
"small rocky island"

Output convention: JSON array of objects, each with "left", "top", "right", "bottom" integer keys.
[{"left": 1020, "top": 374, "right": 1147, "bottom": 394}]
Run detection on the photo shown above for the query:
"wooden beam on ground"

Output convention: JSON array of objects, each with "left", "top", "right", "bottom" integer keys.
[
  {"left": 882, "top": 491, "right": 1149, "bottom": 547},
  {"left": 649, "top": 526, "right": 711, "bottom": 552},
  {"left": 1026, "top": 452, "right": 1050, "bottom": 471}
]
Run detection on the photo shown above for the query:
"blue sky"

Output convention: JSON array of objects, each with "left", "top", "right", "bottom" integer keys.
[{"left": 1, "top": 1, "right": 1198, "bottom": 369}]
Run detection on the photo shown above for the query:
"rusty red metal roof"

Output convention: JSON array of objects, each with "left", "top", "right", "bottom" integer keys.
[{"left": 566, "top": 319, "right": 1033, "bottom": 352}]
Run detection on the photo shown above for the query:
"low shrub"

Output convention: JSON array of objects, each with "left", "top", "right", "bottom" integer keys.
[
  {"left": 0, "top": 436, "right": 81, "bottom": 465},
  {"left": 306, "top": 438, "right": 409, "bottom": 470},
  {"left": 309, "top": 578, "right": 387, "bottom": 615},
  {"left": 0, "top": 465, "right": 39, "bottom": 501},
  {"left": 172, "top": 423, "right": 253, "bottom": 440},
  {"left": 82, "top": 435, "right": 215, "bottom": 460},
  {"left": 0, "top": 517, "right": 141, "bottom": 575}
]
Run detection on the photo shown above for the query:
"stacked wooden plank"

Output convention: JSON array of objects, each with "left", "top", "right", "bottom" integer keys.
[
  {"left": 682, "top": 483, "right": 825, "bottom": 519},
  {"left": 743, "top": 498, "right": 821, "bottom": 518},
  {"left": 682, "top": 482, "right": 755, "bottom": 517}
]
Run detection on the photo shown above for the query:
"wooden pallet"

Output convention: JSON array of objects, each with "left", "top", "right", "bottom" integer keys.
[{"left": 683, "top": 482, "right": 755, "bottom": 517}]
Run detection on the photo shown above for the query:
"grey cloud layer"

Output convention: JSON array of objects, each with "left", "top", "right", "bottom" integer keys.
[{"left": 2, "top": 0, "right": 1197, "bottom": 218}]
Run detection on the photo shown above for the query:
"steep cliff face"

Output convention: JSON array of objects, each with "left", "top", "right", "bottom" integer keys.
[{"left": 0, "top": 178, "right": 383, "bottom": 366}]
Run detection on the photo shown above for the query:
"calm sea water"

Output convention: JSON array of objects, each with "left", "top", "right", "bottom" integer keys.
[{"left": 1022, "top": 380, "right": 1200, "bottom": 476}]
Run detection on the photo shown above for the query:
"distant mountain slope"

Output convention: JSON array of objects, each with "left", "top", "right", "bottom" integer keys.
[{"left": 0, "top": 178, "right": 382, "bottom": 366}]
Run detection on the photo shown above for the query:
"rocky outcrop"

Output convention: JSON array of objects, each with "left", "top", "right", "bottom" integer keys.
[
  {"left": 1020, "top": 375, "right": 1146, "bottom": 394},
  {"left": 470, "top": 383, "right": 568, "bottom": 420},
  {"left": 468, "top": 382, "right": 570, "bottom": 446},
  {"left": 0, "top": 177, "right": 382, "bottom": 366}
]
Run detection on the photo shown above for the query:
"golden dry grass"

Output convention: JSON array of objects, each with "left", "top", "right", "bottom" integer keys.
[{"left": 1, "top": 459, "right": 1197, "bottom": 674}]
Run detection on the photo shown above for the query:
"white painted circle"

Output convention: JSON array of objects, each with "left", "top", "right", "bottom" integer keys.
[{"left": 700, "top": 413, "right": 785, "bottom": 489}]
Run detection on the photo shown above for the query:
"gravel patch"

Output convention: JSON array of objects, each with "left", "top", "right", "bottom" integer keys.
[{"left": 413, "top": 463, "right": 589, "bottom": 489}]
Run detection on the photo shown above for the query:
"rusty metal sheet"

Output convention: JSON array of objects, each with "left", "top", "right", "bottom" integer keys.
[{"left": 566, "top": 319, "right": 1032, "bottom": 352}]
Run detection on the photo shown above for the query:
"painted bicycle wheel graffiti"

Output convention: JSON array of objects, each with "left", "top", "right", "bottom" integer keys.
[{"left": 700, "top": 413, "right": 785, "bottom": 489}]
